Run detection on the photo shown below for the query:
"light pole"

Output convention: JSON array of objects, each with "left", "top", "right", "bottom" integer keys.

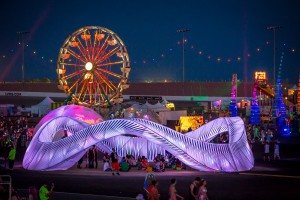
[
  {"left": 177, "top": 29, "right": 190, "bottom": 82},
  {"left": 17, "top": 31, "right": 29, "bottom": 84},
  {"left": 267, "top": 26, "right": 282, "bottom": 86}
]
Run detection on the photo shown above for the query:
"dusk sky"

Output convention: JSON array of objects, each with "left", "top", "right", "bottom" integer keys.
[{"left": 0, "top": 0, "right": 299, "bottom": 83}]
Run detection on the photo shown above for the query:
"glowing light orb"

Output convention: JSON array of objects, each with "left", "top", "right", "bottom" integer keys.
[{"left": 85, "top": 62, "right": 93, "bottom": 71}]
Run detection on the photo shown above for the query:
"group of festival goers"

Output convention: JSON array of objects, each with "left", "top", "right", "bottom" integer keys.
[
  {"left": 0, "top": 116, "right": 34, "bottom": 170},
  {"left": 97, "top": 148, "right": 187, "bottom": 175},
  {"left": 245, "top": 123, "right": 281, "bottom": 162},
  {"left": 1, "top": 180, "right": 54, "bottom": 200},
  {"left": 145, "top": 176, "right": 208, "bottom": 200}
]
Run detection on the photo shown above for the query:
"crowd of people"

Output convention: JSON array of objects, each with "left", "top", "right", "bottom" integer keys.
[
  {"left": 0, "top": 116, "right": 34, "bottom": 170},
  {"left": 78, "top": 146, "right": 187, "bottom": 176},
  {"left": 144, "top": 176, "right": 208, "bottom": 200},
  {"left": 0, "top": 179, "right": 55, "bottom": 200},
  {"left": 246, "top": 123, "right": 281, "bottom": 162}
]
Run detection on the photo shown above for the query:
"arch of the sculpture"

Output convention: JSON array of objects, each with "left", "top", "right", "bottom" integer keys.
[{"left": 23, "top": 106, "right": 254, "bottom": 172}]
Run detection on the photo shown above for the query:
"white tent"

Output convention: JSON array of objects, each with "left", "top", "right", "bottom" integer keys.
[
  {"left": 144, "top": 101, "right": 170, "bottom": 112},
  {"left": 31, "top": 97, "right": 54, "bottom": 117}
]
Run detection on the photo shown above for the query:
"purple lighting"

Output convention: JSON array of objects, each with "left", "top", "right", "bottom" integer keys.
[{"left": 23, "top": 106, "right": 254, "bottom": 172}]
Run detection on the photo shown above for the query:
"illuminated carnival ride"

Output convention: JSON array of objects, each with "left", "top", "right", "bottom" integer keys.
[{"left": 57, "top": 26, "right": 130, "bottom": 107}]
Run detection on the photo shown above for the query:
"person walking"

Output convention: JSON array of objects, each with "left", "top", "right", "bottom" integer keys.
[
  {"left": 149, "top": 180, "right": 160, "bottom": 200},
  {"left": 198, "top": 179, "right": 208, "bottom": 200},
  {"left": 39, "top": 181, "right": 54, "bottom": 200},
  {"left": 8, "top": 145, "right": 16, "bottom": 170},
  {"left": 169, "top": 178, "right": 184, "bottom": 200},
  {"left": 188, "top": 177, "right": 201, "bottom": 200},
  {"left": 110, "top": 148, "right": 120, "bottom": 175}
]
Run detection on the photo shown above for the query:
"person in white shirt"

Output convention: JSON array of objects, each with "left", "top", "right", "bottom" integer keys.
[
  {"left": 264, "top": 141, "right": 270, "bottom": 162},
  {"left": 103, "top": 161, "right": 112, "bottom": 171}
]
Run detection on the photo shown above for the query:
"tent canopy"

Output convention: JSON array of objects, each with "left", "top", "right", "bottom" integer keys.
[
  {"left": 144, "top": 101, "right": 170, "bottom": 112},
  {"left": 31, "top": 97, "right": 54, "bottom": 117}
]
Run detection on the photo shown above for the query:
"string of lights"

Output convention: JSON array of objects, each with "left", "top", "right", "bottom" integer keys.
[{"left": 0, "top": 38, "right": 297, "bottom": 65}]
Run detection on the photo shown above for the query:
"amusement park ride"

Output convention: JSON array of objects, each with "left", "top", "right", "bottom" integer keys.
[
  {"left": 252, "top": 71, "right": 297, "bottom": 134},
  {"left": 254, "top": 72, "right": 293, "bottom": 107},
  {"left": 56, "top": 26, "right": 130, "bottom": 108}
]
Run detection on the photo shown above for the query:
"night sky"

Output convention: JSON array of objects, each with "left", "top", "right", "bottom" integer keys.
[{"left": 0, "top": 0, "right": 299, "bottom": 83}]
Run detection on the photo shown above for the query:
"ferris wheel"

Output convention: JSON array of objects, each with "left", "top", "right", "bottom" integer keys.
[{"left": 57, "top": 26, "right": 130, "bottom": 107}]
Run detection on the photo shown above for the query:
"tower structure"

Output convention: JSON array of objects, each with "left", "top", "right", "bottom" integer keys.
[
  {"left": 250, "top": 80, "right": 260, "bottom": 125},
  {"left": 272, "top": 52, "right": 289, "bottom": 133},
  {"left": 229, "top": 74, "right": 238, "bottom": 117}
]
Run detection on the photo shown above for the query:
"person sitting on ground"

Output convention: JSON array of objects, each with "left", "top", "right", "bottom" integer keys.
[
  {"left": 154, "top": 160, "right": 161, "bottom": 172},
  {"left": 142, "top": 157, "right": 149, "bottom": 170},
  {"left": 120, "top": 156, "right": 130, "bottom": 172},
  {"left": 169, "top": 155, "right": 176, "bottom": 168},
  {"left": 159, "top": 160, "right": 165, "bottom": 172},
  {"left": 175, "top": 159, "right": 183, "bottom": 170},
  {"left": 129, "top": 155, "right": 137, "bottom": 167},
  {"left": 103, "top": 159, "right": 112, "bottom": 171},
  {"left": 137, "top": 155, "right": 142, "bottom": 170},
  {"left": 164, "top": 156, "right": 171, "bottom": 168}
]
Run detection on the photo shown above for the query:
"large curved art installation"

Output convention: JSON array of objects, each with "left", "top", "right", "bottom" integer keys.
[{"left": 23, "top": 105, "right": 254, "bottom": 172}]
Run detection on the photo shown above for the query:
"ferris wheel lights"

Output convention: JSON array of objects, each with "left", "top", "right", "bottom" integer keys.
[
  {"left": 81, "top": 34, "right": 91, "bottom": 40},
  {"left": 69, "top": 41, "right": 79, "bottom": 47},
  {"left": 84, "top": 73, "right": 93, "bottom": 82},
  {"left": 121, "top": 84, "right": 129, "bottom": 90},
  {"left": 117, "top": 52, "right": 123, "bottom": 57},
  {"left": 85, "top": 62, "right": 93, "bottom": 71},
  {"left": 60, "top": 53, "right": 70, "bottom": 60},
  {"left": 108, "top": 39, "right": 117, "bottom": 46},
  {"left": 57, "top": 69, "right": 66, "bottom": 74},
  {"left": 95, "top": 33, "right": 105, "bottom": 41},
  {"left": 121, "top": 67, "right": 131, "bottom": 73}
]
